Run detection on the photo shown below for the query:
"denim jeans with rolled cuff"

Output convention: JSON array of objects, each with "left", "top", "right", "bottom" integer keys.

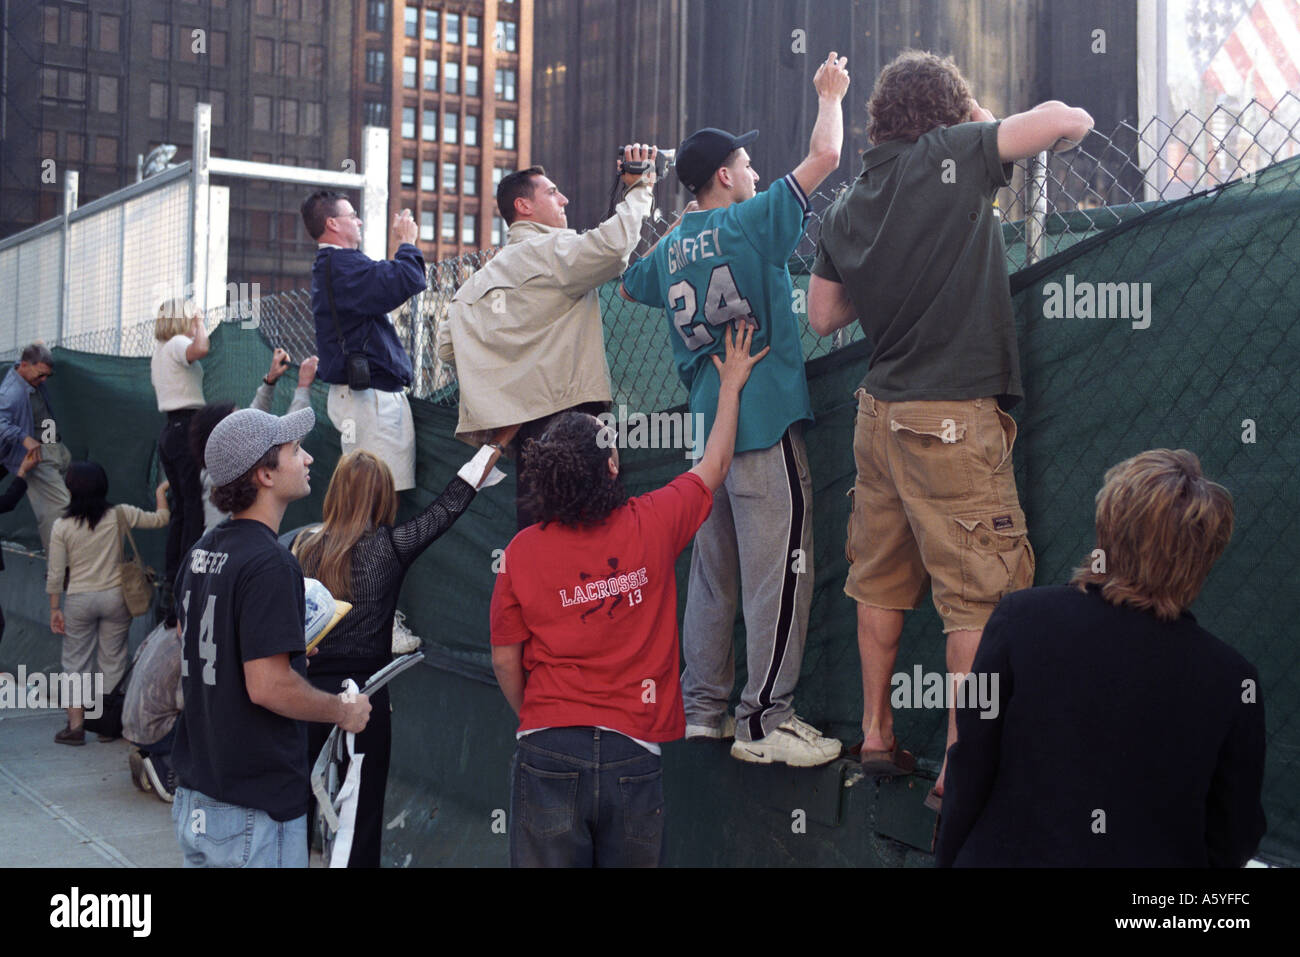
[{"left": 509, "top": 726, "right": 665, "bottom": 868}]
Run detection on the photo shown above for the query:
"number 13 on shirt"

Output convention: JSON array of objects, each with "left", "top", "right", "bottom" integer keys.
[{"left": 669, "top": 263, "right": 757, "bottom": 351}]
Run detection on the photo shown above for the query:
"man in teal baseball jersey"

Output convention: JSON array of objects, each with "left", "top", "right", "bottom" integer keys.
[{"left": 619, "top": 51, "right": 850, "bottom": 767}]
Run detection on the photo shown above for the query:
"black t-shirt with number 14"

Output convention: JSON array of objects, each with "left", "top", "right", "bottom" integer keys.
[{"left": 171, "top": 518, "right": 309, "bottom": 822}]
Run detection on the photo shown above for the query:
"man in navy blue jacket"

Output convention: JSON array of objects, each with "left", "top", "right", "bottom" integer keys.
[{"left": 301, "top": 192, "right": 426, "bottom": 490}]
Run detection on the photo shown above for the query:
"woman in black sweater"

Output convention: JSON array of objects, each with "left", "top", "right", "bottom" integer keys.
[
  {"left": 935, "top": 449, "right": 1266, "bottom": 867},
  {"left": 295, "top": 448, "right": 498, "bottom": 867}
]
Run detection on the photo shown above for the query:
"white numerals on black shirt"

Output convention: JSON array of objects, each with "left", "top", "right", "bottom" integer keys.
[
  {"left": 669, "top": 263, "right": 756, "bottom": 352},
  {"left": 181, "top": 589, "right": 219, "bottom": 686}
]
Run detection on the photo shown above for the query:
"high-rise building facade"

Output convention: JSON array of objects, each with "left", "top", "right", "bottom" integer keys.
[
  {"left": 1, "top": 0, "right": 357, "bottom": 292},
  {"left": 357, "top": 0, "right": 532, "bottom": 262}
]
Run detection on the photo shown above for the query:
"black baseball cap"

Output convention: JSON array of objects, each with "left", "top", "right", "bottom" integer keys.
[{"left": 676, "top": 127, "right": 759, "bottom": 194}]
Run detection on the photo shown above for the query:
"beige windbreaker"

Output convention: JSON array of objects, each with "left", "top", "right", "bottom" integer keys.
[{"left": 437, "top": 180, "right": 653, "bottom": 445}]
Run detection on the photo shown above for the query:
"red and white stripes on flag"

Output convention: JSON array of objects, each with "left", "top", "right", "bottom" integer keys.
[{"left": 1201, "top": 0, "right": 1300, "bottom": 106}]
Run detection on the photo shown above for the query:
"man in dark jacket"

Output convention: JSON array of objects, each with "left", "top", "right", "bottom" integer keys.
[{"left": 301, "top": 192, "right": 426, "bottom": 491}]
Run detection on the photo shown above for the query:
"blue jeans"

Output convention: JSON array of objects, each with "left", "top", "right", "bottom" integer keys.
[
  {"left": 172, "top": 786, "right": 307, "bottom": 868},
  {"left": 509, "top": 727, "right": 666, "bottom": 868}
]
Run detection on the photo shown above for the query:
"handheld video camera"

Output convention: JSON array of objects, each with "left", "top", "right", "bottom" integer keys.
[{"left": 616, "top": 146, "right": 676, "bottom": 178}]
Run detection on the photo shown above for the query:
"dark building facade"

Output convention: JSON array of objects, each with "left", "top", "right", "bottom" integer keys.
[
  {"left": 533, "top": 0, "right": 1140, "bottom": 230},
  {"left": 1, "top": 0, "right": 356, "bottom": 292}
]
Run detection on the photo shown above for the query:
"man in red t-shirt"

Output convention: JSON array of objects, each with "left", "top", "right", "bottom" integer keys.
[{"left": 490, "top": 324, "right": 767, "bottom": 867}]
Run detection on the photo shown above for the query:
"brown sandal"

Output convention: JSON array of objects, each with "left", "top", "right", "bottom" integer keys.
[{"left": 859, "top": 740, "right": 916, "bottom": 777}]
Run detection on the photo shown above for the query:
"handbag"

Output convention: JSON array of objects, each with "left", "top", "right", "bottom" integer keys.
[
  {"left": 82, "top": 658, "right": 132, "bottom": 740},
  {"left": 116, "top": 506, "right": 157, "bottom": 617},
  {"left": 325, "top": 252, "right": 372, "bottom": 392}
]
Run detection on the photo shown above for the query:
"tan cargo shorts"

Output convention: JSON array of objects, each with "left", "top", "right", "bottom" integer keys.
[{"left": 844, "top": 390, "right": 1035, "bottom": 633}]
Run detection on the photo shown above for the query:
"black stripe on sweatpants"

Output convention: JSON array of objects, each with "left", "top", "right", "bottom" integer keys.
[{"left": 749, "top": 430, "right": 805, "bottom": 742}]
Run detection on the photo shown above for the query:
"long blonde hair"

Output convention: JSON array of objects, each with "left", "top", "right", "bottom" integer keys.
[
  {"left": 1069, "top": 449, "right": 1234, "bottom": 621},
  {"left": 294, "top": 451, "right": 398, "bottom": 600},
  {"left": 155, "top": 298, "right": 199, "bottom": 342}
]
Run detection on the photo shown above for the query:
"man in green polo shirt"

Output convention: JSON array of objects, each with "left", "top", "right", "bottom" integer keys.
[{"left": 807, "top": 50, "right": 1092, "bottom": 808}]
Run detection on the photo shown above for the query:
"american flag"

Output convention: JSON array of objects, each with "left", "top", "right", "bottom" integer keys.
[{"left": 1187, "top": 0, "right": 1300, "bottom": 106}]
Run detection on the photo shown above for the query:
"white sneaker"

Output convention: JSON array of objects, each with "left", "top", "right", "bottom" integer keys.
[
  {"left": 730, "top": 715, "right": 841, "bottom": 768},
  {"left": 128, "top": 748, "right": 152, "bottom": 793},
  {"left": 685, "top": 714, "right": 736, "bottom": 740}
]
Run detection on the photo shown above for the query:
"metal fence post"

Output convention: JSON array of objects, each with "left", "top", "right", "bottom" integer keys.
[
  {"left": 58, "top": 171, "right": 78, "bottom": 349},
  {"left": 1025, "top": 151, "right": 1048, "bottom": 265},
  {"left": 361, "top": 125, "right": 389, "bottom": 260},
  {"left": 191, "top": 103, "right": 212, "bottom": 311}
]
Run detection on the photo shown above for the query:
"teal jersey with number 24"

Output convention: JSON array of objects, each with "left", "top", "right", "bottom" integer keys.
[{"left": 621, "top": 173, "right": 815, "bottom": 455}]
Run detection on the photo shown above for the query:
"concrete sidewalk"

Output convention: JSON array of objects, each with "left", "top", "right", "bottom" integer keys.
[{"left": 0, "top": 708, "right": 179, "bottom": 868}]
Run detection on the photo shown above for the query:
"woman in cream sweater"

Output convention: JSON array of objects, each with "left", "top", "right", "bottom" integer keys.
[{"left": 47, "top": 462, "right": 169, "bottom": 745}]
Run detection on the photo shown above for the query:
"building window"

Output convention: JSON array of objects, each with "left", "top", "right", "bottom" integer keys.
[
  {"left": 445, "top": 12, "right": 460, "bottom": 44},
  {"left": 404, "top": 6, "right": 417, "bottom": 38},
  {"left": 464, "top": 114, "right": 478, "bottom": 147},
  {"left": 402, "top": 55, "right": 417, "bottom": 88},
  {"left": 444, "top": 61, "right": 459, "bottom": 95},
  {"left": 68, "top": 10, "right": 86, "bottom": 46},
  {"left": 366, "top": 0, "right": 386, "bottom": 33},
  {"left": 442, "top": 161, "right": 457, "bottom": 194},
  {"left": 253, "top": 95, "right": 271, "bottom": 130},
  {"left": 493, "top": 167, "right": 508, "bottom": 188},
  {"left": 64, "top": 70, "right": 85, "bottom": 102},
  {"left": 491, "top": 214, "right": 505, "bottom": 246},
  {"left": 363, "top": 100, "right": 389, "bottom": 126},
  {"left": 39, "top": 131, "right": 55, "bottom": 158},
  {"left": 211, "top": 90, "right": 226, "bottom": 125},
  {"left": 401, "top": 157, "right": 415, "bottom": 186},
  {"left": 424, "top": 9, "right": 439, "bottom": 41},
  {"left": 495, "top": 68, "right": 516, "bottom": 101},
  {"left": 305, "top": 0, "right": 322, "bottom": 16},
  {"left": 494, "top": 116, "right": 516, "bottom": 150},
  {"left": 443, "top": 111, "right": 458, "bottom": 145},
  {"left": 441, "top": 210, "right": 456, "bottom": 242},
  {"left": 279, "top": 99, "right": 298, "bottom": 134},
  {"left": 98, "top": 14, "right": 120, "bottom": 52},
  {"left": 177, "top": 86, "right": 197, "bottom": 121},
  {"left": 306, "top": 44, "right": 324, "bottom": 77},
  {"left": 282, "top": 41, "right": 300, "bottom": 76},
  {"left": 66, "top": 132, "right": 84, "bottom": 162},
  {"left": 42, "top": 6, "right": 59, "bottom": 44},
  {"left": 402, "top": 106, "right": 416, "bottom": 139},
  {"left": 255, "top": 37, "right": 274, "bottom": 73},
  {"left": 94, "top": 135, "right": 117, "bottom": 166},
  {"left": 97, "top": 75, "right": 118, "bottom": 114},
  {"left": 283, "top": 0, "right": 301, "bottom": 17},
  {"left": 495, "top": 21, "right": 517, "bottom": 52},
  {"left": 466, "top": 15, "right": 481, "bottom": 47},
  {"left": 212, "top": 31, "right": 228, "bottom": 67},
  {"left": 179, "top": 26, "right": 199, "bottom": 63},
  {"left": 462, "top": 214, "right": 476, "bottom": 246},
  {"left": 422, "top": 108, "right": 437, "bottom": 142},
  {"left": 149, "top": 82, "right": 167, "bottom": 119},
  {"left": 303, "top": 102, "right": 322, "bottom": 135},
  {"left": 464, "top": 163, "right": 478, "bottom": 196},
  {"left": 41, "top": 68, "right": 58, "bottom": 100},
  {"left": 423, "top": 58, "right": 438, "bottom": 91},
  {"left": 255, "top": 0, "right": 276, "bottom": 15},
  {"left": 151, "top": 23, "right": 169, "bottom": 58},
  {"left": 365, "top": 49, "right": 386, "bottom": 85},
  {"left": 421, "top": 210, "right": 435, "bottom": 241},
  {"left": 465, "top": 63, "right": 480, "bottom": 97},
  {"left": 421, "top": 160, "right": 436, "bottom": 191}
]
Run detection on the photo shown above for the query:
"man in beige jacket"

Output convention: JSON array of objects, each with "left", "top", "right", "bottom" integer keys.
[{"left": 436, "top": 146, "right": 657, "bottom": 528}]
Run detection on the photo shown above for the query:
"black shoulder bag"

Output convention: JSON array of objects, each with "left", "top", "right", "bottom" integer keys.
[{"left": 325, "top": 251, "right": 373, "bottom": 392}]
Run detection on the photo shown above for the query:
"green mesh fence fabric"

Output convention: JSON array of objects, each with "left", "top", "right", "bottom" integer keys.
[{"left": 6, "top": 156, "right": 1295, "bottom": 864}]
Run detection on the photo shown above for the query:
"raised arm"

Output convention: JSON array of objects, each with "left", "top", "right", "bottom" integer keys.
[
  {"left": 184, "top": 311, "right": 211, "bottom": 363},
  {"left": 690, "top": 324, "right": 769, "bottom": 492},
  {"left": 992, "top": 99, "right": 1094, "bottom": 162},
  {"left": 791, "top": 52, "right": 850, "bottom": 198},
  {"left": 553, "top": 151, "right": 655, "bottom": 296}
]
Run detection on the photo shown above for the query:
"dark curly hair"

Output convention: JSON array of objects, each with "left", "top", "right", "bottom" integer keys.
[
  {"left": 210, "top": 445, "right": 281, "bottom": 516},
  {"left": 520, "top": 412, "right": 628, "bottom": 527},
  {"left": 867, "top": 50, "right": 974, "bottom": 145}
]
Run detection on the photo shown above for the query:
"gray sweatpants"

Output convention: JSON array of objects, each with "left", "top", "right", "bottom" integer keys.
[{"left": 681, "top": 426, "right": 814, "bottom": 743}]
